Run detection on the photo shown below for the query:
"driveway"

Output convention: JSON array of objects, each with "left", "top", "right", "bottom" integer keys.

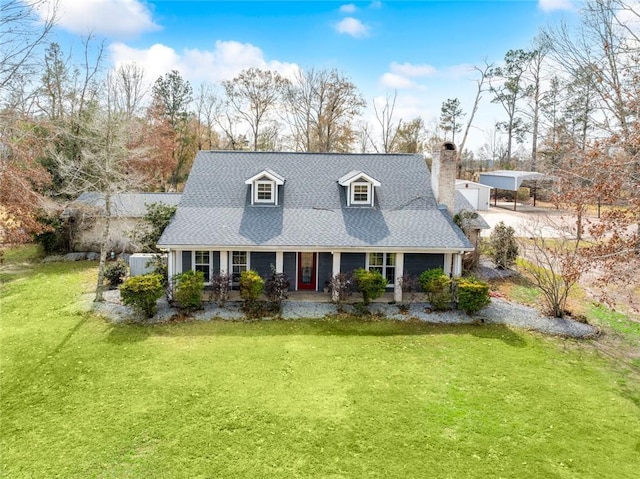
[{"left": 479, "top": 202, "right": 571, "bottom": 238}]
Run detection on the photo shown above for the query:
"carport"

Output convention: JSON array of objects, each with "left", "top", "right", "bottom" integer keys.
[{"left": 478, "top": 170, "right": 550, "bottom": 211}]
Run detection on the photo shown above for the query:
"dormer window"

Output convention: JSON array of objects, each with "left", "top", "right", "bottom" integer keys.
[
  {"left": 338, "top": 170, "right": 381, "bottom": 207},
  {"left": 245, "top": 169, "right": 285, "bottom": 205},
  {"left": 351, "top": 181, "right": 370, "bottom": 204},
  {"left": 256, "top": 180, "right": 274, "bottom": 203}
]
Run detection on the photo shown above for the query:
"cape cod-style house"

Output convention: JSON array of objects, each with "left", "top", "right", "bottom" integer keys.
[{"left": 157, "top": 144, "right": 474, "bottom": 301}]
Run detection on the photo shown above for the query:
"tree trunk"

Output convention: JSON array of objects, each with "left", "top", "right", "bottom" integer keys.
[{"left": 94, "top": 193, "right": 112, "bottom": 302}]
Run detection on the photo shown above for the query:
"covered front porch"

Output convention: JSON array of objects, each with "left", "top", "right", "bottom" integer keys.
[
  {"left": 168, "top": 249, "right": 465, "bottom": 303},
  {"left": 202, "top": 289, "right": 423, "bottom": 304}
]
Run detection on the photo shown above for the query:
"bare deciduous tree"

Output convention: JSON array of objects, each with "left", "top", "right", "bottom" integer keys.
[
  {"left": 370, "top": 91, "right": 401, "bottom": 153},
  {"left": 518, "top": 219, "right": 588, "bottom": 318},
  {"left": 0, "top": 0, "right": 58, "bottom": 91},
  {"left": 283, "top": 68, "right": 365, "bottom": 152},
  {"left": 457, "top": 62, "right": 492, "bottom": 163},
  {"left": 54, "top": 80, "right": 145, "bottom": 301},
  {"left": 108, "top": 62, "right": 147, "bottom": 119},
  {"left": 223, "top": 68, "right": 287, "bottom": 151}
]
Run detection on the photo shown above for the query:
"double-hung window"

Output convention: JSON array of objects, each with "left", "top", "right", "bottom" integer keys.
[
  {"left": 255, "top": 180, "right": 274, "bottom": 203},
  {"left": 232, "top": 251, "right": 248, "bottom": 282},
  {"left": 194, "top": 251, "right": 210, "bottom": 281},
  {"left": 351, "top": 181, "right": 370, "bottom": 204},
  {"left": 368, "top": 252, "right": 396, "bottom": 285}
]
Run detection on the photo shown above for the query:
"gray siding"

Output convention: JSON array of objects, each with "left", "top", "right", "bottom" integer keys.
[
  {"left": 317, "top": 252, "right": 333, "bottom": 292},
  {"left": 283, "top": 252, "right": 296, "bottom": 289},
  {"left": 403, "top": 253, "right": 445, "bottom": 278},
  {"left": 251, "top": 252, "right": 276, "bottom": 279},
  {"left": 181, "top": 250, "right": 192, "bottom": 272},
  {"left": 341, "top": 253, "right": 366, "bottom": 274}
]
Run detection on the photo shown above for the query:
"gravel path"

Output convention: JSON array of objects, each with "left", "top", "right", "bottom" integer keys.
[{"left": 91, "top": 291, "right": 599, "bottom": 339}]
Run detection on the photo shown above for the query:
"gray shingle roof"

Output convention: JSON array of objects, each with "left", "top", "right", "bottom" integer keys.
[
  {"left": 158, "top": 151, "right": 473, "bottom": 250},
  {"left": 67, "top": 192, "right": 182, "bottom": 217},
  {"left": 455, "top": 191, "right": 490, "bottom": 230}
]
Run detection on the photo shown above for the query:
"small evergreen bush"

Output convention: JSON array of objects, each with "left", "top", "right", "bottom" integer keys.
[
  {"left": 104, "top": 260, "right": 127, "bottom": 287},
  {"left": 457, "top": 276, "right": 491, "bottom": 314},
  {"left": 418, "top": 268, "right": 452, "bottom": 311},
  {"left": 174, "top": 270, "right": 205, "bottom": 311},
  {"left": 353, "top": 268, "right": 387, "bottom": 305},
  {"left": 239, "top": 270, "right": 264, "bottom": 315},
  {"left": 490, "top": 221, "right": 519, "bottom": 269},
  {"left": 211, "top": 273, "right": 230, "bottom": 307},
  {"left": 120, "top": 274, "right": 164, "bottom": 318}
]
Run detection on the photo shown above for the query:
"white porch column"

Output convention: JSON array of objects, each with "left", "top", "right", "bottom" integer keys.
[
  {"left": 332, "top": 252, "right": 341, "bottom": 276},
  {"left": 219, "top": 250, "right": 229, "bottom": 275},
  {"left": 167, "top": 249, "right": 175, "bottom": 279},
  {"left": 394, "top": 252, "right": 404, "bottom": 303},
  {"left": 331, "top": 252, "right": 341, "bottom": 301},
  {"left": 443, "top": 253, "right": 452, "bottom": 276},
  {"left": 453, "top": 253, "right": 463, "bottom": 277},
  {"left": 275, "top": 251, "right": 284, "bottom": 273}
]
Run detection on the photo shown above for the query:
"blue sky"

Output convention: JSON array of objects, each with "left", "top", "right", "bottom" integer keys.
[{"left": 39, "top": 0, "right": 581, "bottom": 151}]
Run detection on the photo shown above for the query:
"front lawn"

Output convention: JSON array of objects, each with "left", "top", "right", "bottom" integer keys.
[{"left": 1, "top": 255, "right": 639, "bottom": 478}]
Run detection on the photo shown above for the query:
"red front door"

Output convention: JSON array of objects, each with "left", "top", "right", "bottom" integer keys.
[{"left": 297, "top": 252, "right": 317, "bottom": 290}]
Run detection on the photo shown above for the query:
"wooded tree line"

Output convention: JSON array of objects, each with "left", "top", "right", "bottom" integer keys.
[{"left": 0, "top": 0, "right": 638, "bottom": 298}]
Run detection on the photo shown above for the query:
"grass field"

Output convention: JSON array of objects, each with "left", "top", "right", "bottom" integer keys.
[{"left": 1, "top": 250, "right": 640, "bottom": 478}]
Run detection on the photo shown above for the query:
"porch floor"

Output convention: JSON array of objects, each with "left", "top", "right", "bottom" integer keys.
[{"left": 203, "top": 290, "right": 407, "bottom": 303}]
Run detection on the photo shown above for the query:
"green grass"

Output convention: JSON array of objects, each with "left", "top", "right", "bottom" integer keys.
[
  {"left": 588, "top": 303, "right": 640, "bottom": 341},
  {"left": 2, "top": 251, "right": 640, "bottom": 478}
]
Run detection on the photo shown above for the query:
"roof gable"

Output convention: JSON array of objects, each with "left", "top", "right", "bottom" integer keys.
[
  {"left": 244, "top": 169, "right": 285, "bottom": 185},
  {"left": 337, "top": 170, "right": 381, "bottom": 187}
]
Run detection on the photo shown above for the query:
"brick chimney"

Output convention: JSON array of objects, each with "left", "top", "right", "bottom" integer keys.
[{"left": 430, "top": 142, "right": 457, "bottom": 217}]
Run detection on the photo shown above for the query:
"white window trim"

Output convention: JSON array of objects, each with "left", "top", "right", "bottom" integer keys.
[
  {"left": 230, "top": 251, "right": 250, "bottom": 281},
  {"left": 366, "top": 252, "right": 396, "bottom": 286},
  {"left": 254, "top": 180, "right": 275, "bottom": 204},
  {"left": 245, "top": 170, "right": 284, "bottom": 206},
  {"left": 193, "top": 250, "right": 212, "bottom": 283}
]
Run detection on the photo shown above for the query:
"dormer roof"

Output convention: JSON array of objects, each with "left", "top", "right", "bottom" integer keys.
[
  {"left": 337, "top": 170, "right": 381, "bottom": 187},
  {"left": 244, "top": 169, "right": 285, "bottom": 185}
]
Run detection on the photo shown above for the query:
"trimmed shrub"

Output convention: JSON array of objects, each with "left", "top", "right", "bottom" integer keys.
[
  {"left": 104, "top": 260, "right": 127, "bottom": 287},
  {"left": 239, "top": 270, "right": 264, "bottom": 314},
  {"left": 418, "top": 268, "right": 452, "bottom": 311},
  {"left": 490, "top": 221, "right": 519, "bottom": 269},
  {"left": 211, "top": 273, "right": 230, "bottom": 307},
  {"left": 457, "top": 276, "right": 491, "bottom": 314},
  {"left": 120, "top": 274, "right": 164, "bottom": 318},
  {"left": 353, "top": 268, "right": 387, "bottom": 305},
  {"left": 174, "top": 270, "right": 205, "bottom": 311}
]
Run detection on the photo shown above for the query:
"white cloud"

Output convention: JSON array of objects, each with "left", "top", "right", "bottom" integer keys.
[
  {"left": 109, "top": 40, "right": 300, "bottom": 86},
  {"left": 339, "top": 4, "right": 357, "bottom": 13},
  {"left": 369, "top": 1, "right": 383, "bottom": 9},
  {"left": 379, "top": 72, "right": 416, "bottom": 89},
  {"left": 335, "top": 17, "right": 369, "bottom": 38},
  {"left": 538, "top": 0, "right": 576, "bottom": 12},
  {"left": 390, "top": 62, "right": 437, "bottom": 78},
  {"left": 35, "top": 0, "right": 160, "bottom": 38}
]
